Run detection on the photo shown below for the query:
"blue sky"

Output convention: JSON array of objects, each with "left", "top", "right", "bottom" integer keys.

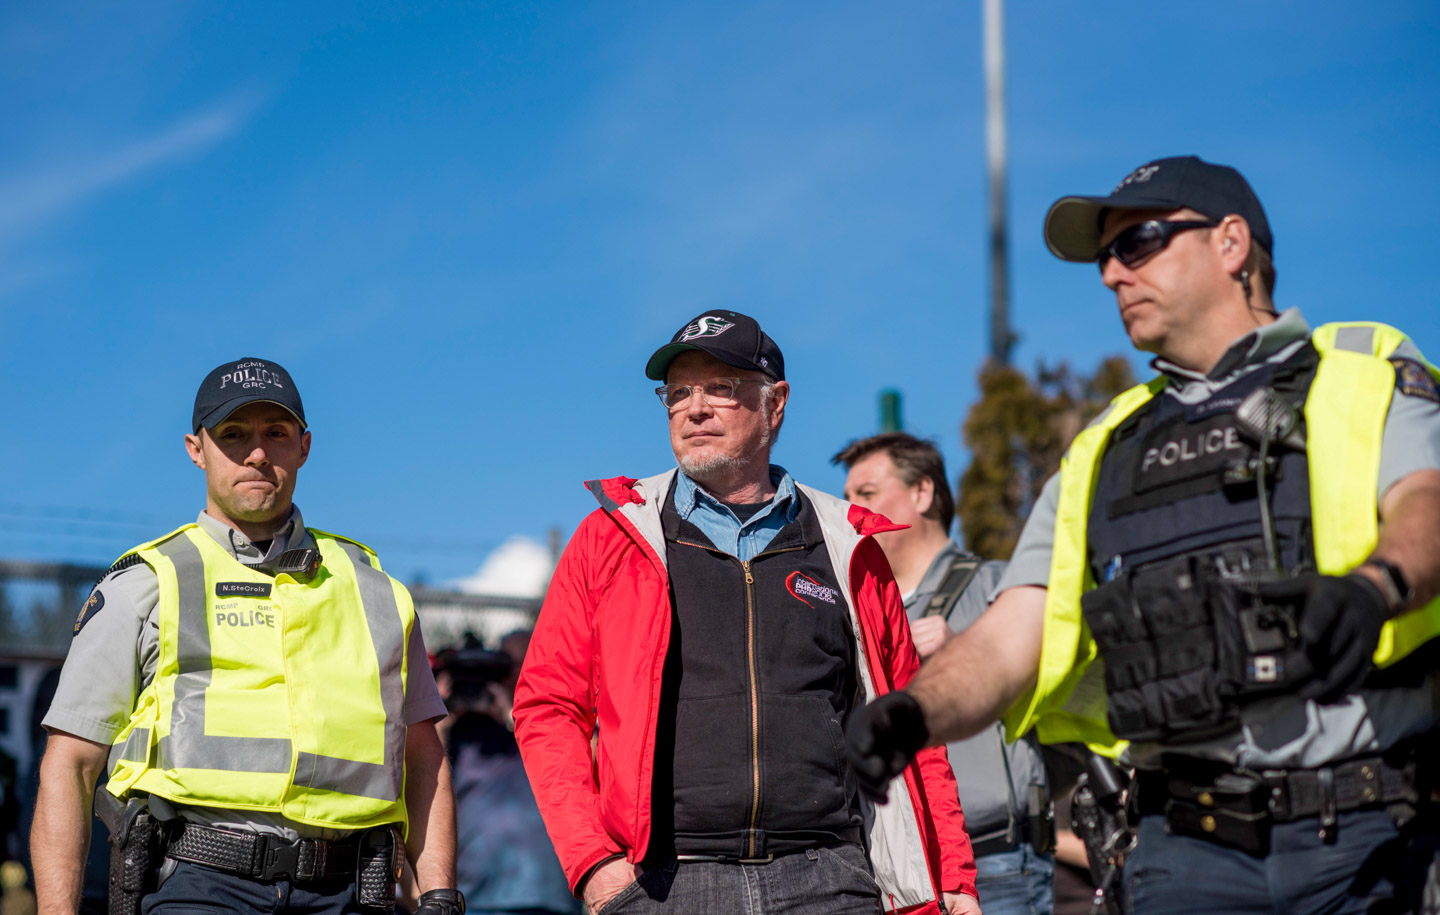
[{"left": 3, "top": 1, "right": 1438, "bottom": 585}]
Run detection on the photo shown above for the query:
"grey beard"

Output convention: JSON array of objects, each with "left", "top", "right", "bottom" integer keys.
[
  {"left": 678, "top": 449, "right": 750, "bottom": 482},
  {"left": 678, "top": 415, "right": 772, "bottom": 484}
]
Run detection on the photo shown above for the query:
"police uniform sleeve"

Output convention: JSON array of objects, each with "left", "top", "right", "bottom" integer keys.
[
  {"left": 42, "top": 561, "right": 160, "bottom": 745},
  {"left": 403, "top": 613, "right": 448, "bottom": 724},
  {"left": 1377, "top": 340, "right": 1440, "bottom": 499},
  {"left": 990, "top": 473, "right": 1060, "bottom": 594}
]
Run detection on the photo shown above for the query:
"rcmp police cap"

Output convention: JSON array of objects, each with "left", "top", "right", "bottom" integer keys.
[
  {"left": 645, "top": 310, "right": 785, "bottom": 382},
  {"left": 192, "top": 357, "right": 306, "bottom": 432},
  {"left": 1044, "top": 155, "right": 1274, "bottom": 263}
]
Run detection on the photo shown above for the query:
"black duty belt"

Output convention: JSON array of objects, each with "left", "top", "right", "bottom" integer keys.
[
  {"left": 165, "top": 821, "right": 362, "bottom": 882},
  {"left": 674, "top": 827, "right": 864, "bottom": 864},
  {"left": 1137, "top": 752, "right": 1420, "bottom": 855}
]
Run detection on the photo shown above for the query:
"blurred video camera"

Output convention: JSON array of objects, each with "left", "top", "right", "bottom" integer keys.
[{"left": 434, "top": 634, "right": 514, "bottom": 714}]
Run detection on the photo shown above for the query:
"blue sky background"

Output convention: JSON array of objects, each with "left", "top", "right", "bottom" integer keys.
[{"left": 3, "top": 1, "right": 1438, "bottom": 586}]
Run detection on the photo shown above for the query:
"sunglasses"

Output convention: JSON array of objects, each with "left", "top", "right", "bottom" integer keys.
[{"left": 1097, "top": 218, "right": 1218, "bottom": 272}]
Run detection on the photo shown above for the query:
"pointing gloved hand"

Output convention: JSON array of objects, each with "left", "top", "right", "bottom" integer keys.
[
  {"left": 845, "top": 691, "right": 930, "bottom": 803},
  {"left": 1253, "top": 573, "right": 1390, "bottom": 704},
  {"left": 415, "top": 888, "right": 467, "bottom": 915}
]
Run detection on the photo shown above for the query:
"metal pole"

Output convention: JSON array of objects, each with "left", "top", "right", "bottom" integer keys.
[
  {"left": 880, "top": 390, "right": 903, "bottom": 433},
  {"left": 984, "top": 0, "right": 1013, "bottom": 365}
]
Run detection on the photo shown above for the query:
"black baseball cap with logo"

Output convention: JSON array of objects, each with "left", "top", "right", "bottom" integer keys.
[
  {"left": 645, "top": 310, "right": 785, "bottom": 382},
  {"left": 192, "top": 357, "right": 306, "bottom": 433},
  {"left": 1043, "top": 155, "right": 1273, "bottom": 263}
]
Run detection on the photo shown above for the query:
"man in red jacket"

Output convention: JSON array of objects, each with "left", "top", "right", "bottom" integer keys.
[{"left": 514, "top": 311, "right": 978, "bottom": 915}]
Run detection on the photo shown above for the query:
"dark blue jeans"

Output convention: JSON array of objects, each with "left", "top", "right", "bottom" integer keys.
[
  {"left": 974, "top": 846, "right": 1054, "bottom": 915},
  {"left": 604, "top": 843, "right": 882, "bottom": 915},
  {"left": 1123, "top": 810, "right": 1439, "bottom": 914},
  {"left": 143, "top": 861, "right": 362, "bottom": 915}
]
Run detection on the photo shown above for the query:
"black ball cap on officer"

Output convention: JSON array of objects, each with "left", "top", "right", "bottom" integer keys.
[
  {"left": 1042, "top": 154, "right": 1273, "bottom": 264},
  {"left": 192, "top": 357, "right": 307, "bottom": 433},
  {"left": 185, "top": 357, "right": 311, "bottom": 543}
]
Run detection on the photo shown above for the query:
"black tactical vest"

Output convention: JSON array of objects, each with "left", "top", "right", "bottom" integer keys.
[{"left": 1081, "top": 343, "right": 1321, "bottom": 742}]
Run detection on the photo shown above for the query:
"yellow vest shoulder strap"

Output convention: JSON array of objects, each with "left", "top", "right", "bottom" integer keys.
[
  {"left": 119, "top": 524, "right": 199, "bottom": 566},
  {"left": 307, "top": 528, "right": 383, "bottom": 571},
  {"left": 1312, "top": 321, "right": 1415, "bottom": 360}
]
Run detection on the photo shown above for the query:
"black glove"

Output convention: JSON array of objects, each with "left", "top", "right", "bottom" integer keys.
[
  {"left": 1253, "top": 573, "right": 1388, "bottom": 703},
  {"left": 415, "top": 889, "right": 466, "bottom": 915},
  {"left": 845, "top": 691, "right": 930, "bottom": 804}
]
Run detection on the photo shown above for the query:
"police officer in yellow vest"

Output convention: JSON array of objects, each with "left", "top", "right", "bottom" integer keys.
[
  {"left": 848, "top": 157, "right": 1440, "bottom": 913},
  {"left": 32, "top": 359, "right": 465, "bottom": 915}
]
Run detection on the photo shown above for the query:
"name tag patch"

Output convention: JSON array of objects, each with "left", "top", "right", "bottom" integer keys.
[
  {"left": 1184, "top": 394, "right": 1243, "bottom": 422},
  {"left": 216, "top": 582, "right": 272, "bottom": 598}
]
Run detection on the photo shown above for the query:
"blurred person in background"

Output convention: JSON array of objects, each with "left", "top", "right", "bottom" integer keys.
[
  {"left": 515, "top": 311, "right": 979, "bottom": 915},
  {"left": 438, "top": 633, "right": 581, "bottom": 915},
  {"left": 20, "top": 670, "right": 109, "bottom": 914},
  {"left": 837, "top": 433, "right": 1054, "bottom": 915},
  {"left": 847, "top": 156, "right": 1440, "bottom": 913},
  {"left": 1, "top": 860, "right": 36, "bottom": 915}
]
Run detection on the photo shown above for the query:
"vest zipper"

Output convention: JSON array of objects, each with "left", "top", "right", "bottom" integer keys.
[
  {"left": 739, "top": 544, "right": 804, "bottom": 859},
  {"left": 743, "top": 558, "right": 760, "bottom": 858}
]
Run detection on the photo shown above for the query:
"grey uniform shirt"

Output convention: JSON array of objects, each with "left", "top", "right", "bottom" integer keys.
[
  {"left": 44, "top": 507, "right": 447, "bottom": 839},
  {"left": 993, "top": 309, "right": 1440, "bottom": 769},
  {"left": 904, "top": 543, "right": 1047, "bottom": 841}
]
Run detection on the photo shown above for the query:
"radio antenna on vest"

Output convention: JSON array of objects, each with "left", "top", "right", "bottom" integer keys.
[{"left": 1234, "top": 387, "right": 1304, "bottom": 572}]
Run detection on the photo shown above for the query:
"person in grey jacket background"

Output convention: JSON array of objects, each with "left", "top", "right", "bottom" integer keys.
[{"left": 838, "top": 433, "right": 1053, "bottom": 915}]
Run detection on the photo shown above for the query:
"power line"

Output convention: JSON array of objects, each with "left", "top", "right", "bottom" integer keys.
[
  {"left": 0, "top": 501, "right": 175, "bottom": 528},
  {"left": 0, "top": 503, "right": 522, "bottom": 556}
]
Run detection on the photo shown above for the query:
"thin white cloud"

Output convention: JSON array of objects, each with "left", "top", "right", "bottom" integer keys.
[
  {"left": 0, "top": 93, "right": 260, "bottom": 242},
  {"left": 0, "top": 258, "right": 65, "bottom": 301}
]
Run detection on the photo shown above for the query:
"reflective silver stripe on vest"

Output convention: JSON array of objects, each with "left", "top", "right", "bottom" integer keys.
[
  {"left": 156, "top": 536, "right": 292, "bottom": 773},
  {"left": 290, "top": 540, "right": 406, "bottom": 802},
  {"left": 1334, "top": 326, "right": 1375, "bottom": 354},
  {"left": 110, "top": 727, "right": 150, "bottom": 769}
]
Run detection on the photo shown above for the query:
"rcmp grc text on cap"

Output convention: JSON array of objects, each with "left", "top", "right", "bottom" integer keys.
[
  {"left": 1043, "top": 155, "right": 1273, "bottom": 263},
  {"left": 192, "top": 358, "right": 307, "bottom": 433},
  {"left": 646, "top": 310, "right": 785, "bottom": 382}
]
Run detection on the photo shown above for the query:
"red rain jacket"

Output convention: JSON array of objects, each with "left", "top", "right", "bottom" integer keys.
[{"left": 514, "top": 472, "right": 978, "bottom": 911}]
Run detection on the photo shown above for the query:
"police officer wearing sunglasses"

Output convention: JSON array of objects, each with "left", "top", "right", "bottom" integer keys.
[{"left": 848, "top": 156, "right": 1440, "bottom": 912}]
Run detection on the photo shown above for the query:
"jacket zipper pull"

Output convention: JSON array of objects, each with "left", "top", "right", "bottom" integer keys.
[{"left": 743, "top": 560, "right": 753, "bottom": 585}]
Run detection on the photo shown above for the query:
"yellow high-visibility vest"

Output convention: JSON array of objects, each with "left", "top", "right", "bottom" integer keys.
[
  {"left": 106, "top": 525, "right": 414, "bottom": 833},
  {"left": 1002, "top": 322, "right": 1440, "bottom": 758}
]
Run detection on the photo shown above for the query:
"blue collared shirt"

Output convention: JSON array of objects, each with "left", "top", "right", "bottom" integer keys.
[{"left": 672, "top": 465, "right": 798, "bottom": 561}]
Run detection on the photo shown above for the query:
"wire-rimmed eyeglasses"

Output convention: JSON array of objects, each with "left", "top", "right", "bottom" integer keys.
[{"left": 655, "top": 377, "right": 766, "bottom": 410}]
